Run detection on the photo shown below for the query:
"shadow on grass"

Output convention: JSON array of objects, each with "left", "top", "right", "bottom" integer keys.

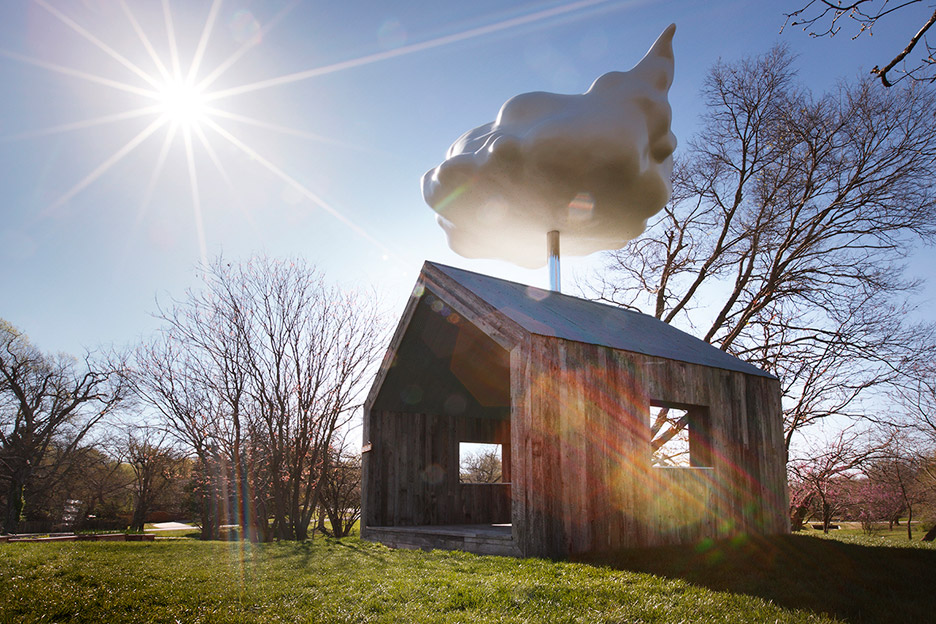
[
  {"left": 573, "top": 534, "right": 936, "bottom": 624},
  {"left": 265, "top": 535, "right": 385, "bottom": 568}
]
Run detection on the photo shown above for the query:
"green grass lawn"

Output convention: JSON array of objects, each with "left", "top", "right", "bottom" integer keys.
[
  {"left": 800, "top": 521, "right": 931, "bottom": 543},
  {"left": 2, "top": 532, "right": 934, "bottom": 623}
]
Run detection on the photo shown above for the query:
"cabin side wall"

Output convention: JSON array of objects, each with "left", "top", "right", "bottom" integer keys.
[
  {"left": 514, "top": 336, "right": 787, "bottom": 558},
  {"left": 640, "top": 353, "right": 788, "bottom": 541}
]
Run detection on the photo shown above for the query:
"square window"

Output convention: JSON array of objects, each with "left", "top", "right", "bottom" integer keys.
[
  {"left": 650, "top": 402, "right": 713, "bottom": 468},
  {"left": 459, "top": 442, "right": 503, "bottom": 483},
  {"left": 650, "top": 406, "right": 690, "bottom": 466}
]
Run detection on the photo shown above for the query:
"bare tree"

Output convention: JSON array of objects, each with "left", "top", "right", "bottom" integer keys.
[
  {"left": 893, "top": 367, "right": 936, "bottom": 442},
  {"left": 460, "top": 447, "right": 503, "bottom": 484},
  {"left": 233, "top": 259, "right": 384, "bottom": 540},
  {"left": 588, "top": 47, "right": 936, "bottom": 450},
  {"left": 650, "top": 406, "right": 690, "bottom": 467},
  {"left": 66, "top": 444, "right": 132, "bottom": 525},
  {"left": 130, "top": 334, "right": 228, "bottom": 539},
  {"left": 124, "top": 425, "right": 185, "bottom": 532},
  {"left": 131, "top": 256, "right": 385, "bottom": 541},
  {"left": 789, "top": 429, "right": 884, "bottom": 532},
  {"left": 921, "top": 452, "right": 936, "bottom": 541},
  {"left": 0, "top": 320, "right": 126, "bottom": 534},
  {"left": 131, "top": 263, "right": 259, "bottom": 540},
  {"left": 889, "top": 373, "right": 936, "bottom": 539},
  {"left": 316, "top": 430, "right": 362, "bottom": 538},
  {"left": 783, "top": 0, "right": 936, "bottom": 86},
  {"left": 864, "top": 430, "right": 929, "bottom": 539}
]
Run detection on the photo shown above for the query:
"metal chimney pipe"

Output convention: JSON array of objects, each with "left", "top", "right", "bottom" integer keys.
[{"left": 547, "top": 230, "right": 560, "bottom": 292}]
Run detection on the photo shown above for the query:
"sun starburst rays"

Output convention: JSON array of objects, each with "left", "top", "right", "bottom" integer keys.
[
  {"left": 194, "top": 2, "right": 297, "bottom": 93},
  {"left": 12, "top": 0, "right": 624, "bottom": 262},
  {"left": 182, "top": 125, "right": 208, "bottom": 266},
  {"left": 118, "top": 0, "right": 171, "bottom": 83},
  {"left": 34, "top": 0, "right": 163, "bottom": 90},
  {"left": 17, "top": 0, "right": 360, "bottom": 260},
  {"left": 202, "top": 0, "right": 622, "bottom": 102},
  {"left": 0, "top": 106, "right": 162, "bottom": 142},
  {"left": 41, "top": 117, "right": 166, "bottom": 217}
]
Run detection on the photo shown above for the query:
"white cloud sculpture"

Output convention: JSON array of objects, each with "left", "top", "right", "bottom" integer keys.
[{"left": 422, "top": 24, "right": 677, "bottom": 268}]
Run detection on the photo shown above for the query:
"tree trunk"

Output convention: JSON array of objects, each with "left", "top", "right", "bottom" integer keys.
[
  {"left": 790, "top": 504, "right": 809, "bottom": 531},
  {"left": 198, "top": 469, "right": 220, "bottom": 540},
  {"left": 130, "top": 498, "right": 148, "bottom": 532},
  {"left": 906, "top": 507, "right": 913, "bottom": 541},
  {"left": 271, "top": 477, "right": 290, "bottom": 540},
  {"left": 199, "top": 489, "right": 214, "bottom": 540},
  {"left": 252, "top": 497, "right": 271, "bottom": 542},
  {"left": 3, "top": 474, "right": 26, "bottom": 534},
  {"left": 327, "top": 504, "right": 346, "bottom": 538},
  {"left": 294, "top": 509, "right": 308, "bottom": 541},
  {"left": 296, "top": 483, "right": 321, "bottom": 541},
  {"left": 316, "top": 504, "right": 326, "bottom": 536},
  {"left": 922, "top": 524, "right": 936, "bottom": 542}
]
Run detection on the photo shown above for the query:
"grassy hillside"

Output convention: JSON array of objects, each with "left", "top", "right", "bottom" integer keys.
[{"left": 1, "top": 533, "right": 933, "bottom": 623}]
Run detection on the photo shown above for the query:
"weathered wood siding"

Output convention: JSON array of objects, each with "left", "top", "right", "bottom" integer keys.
[
  {"left": 363, "top": 411, "right": 510, "bottom": 528},
  {"left": 515, "top": 336, "right": 787, "bottom": 558}
]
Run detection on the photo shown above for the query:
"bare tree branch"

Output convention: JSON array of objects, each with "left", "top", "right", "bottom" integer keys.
[{"left": 783, "top": 0, "right": 936, "bottom": 86}]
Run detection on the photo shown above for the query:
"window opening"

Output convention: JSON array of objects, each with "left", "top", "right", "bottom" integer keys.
[
  {"left": 459, "top": 442, "right": 503, "bottom": 483},
  {"left": 650, "top": 406, "right": 690, "bottom": 466},
  {"left": 649, "top": 403, "right": 713, "bottom": 468}
]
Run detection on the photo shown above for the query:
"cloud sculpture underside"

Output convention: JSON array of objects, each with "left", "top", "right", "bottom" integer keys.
[{"left": 422, "top": 24, "right": 677, "bottom": 268}]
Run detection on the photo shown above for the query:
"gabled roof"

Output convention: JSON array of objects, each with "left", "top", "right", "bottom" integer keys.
[{"left": 425, "top": 261, "right": 775, "bottom": 379}]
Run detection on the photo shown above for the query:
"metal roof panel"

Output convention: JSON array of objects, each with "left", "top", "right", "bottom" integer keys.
[{"left": 427, "top": 261, "right": 775, "bottom": 379}]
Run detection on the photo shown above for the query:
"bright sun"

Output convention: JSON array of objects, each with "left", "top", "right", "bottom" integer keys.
[{"left": 156, "top": 77, "right": 208, "bottom": 128}]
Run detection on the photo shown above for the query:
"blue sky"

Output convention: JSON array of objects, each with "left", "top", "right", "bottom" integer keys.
[{"left": 0, "top": 0, "right": 931, "bottom": 356}]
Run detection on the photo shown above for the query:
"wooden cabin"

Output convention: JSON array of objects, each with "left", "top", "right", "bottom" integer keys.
[{"left": 362, "top": 261, "right": 788, "bottom": 558}]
